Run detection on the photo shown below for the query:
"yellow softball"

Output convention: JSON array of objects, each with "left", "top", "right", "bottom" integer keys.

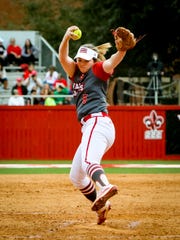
[{"left": 72, "top": 28, "right": 82, "bottom": 40}]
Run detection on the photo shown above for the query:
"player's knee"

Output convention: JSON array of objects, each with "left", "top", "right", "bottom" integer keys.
[{"left": 69, "top": 171, "right": 79, "bottom": 188}]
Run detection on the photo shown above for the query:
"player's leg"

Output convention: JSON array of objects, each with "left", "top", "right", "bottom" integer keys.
[
  {"left": 69, "top": 144, "right": 97, "bottom": 202},
  {"left": 70, "top": 146, "right": 110, "bottom": 225},
  {"left": 81, "top": 117, "right": 115, "bottom": 187},
  {"left": 81, "top": 117, "right": 118, "bottom": 211}
]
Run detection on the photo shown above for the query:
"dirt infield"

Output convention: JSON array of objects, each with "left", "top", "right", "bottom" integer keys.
[{"left": 0, "top": 174, "right": 179, "bottom": 240}]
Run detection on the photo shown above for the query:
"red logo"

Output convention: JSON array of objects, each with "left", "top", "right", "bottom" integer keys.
[
  {"left": 80, "top": 47, "right": 87, "bottom": 53},
  {"left": 143, "top": 110, "right": 164, "bottom": 139},
  {"left": 143, "top": 110, "right": 164, "bottom": 130}
]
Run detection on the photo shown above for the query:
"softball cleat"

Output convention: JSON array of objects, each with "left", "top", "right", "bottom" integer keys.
[
  {"left": 91, "top": 184, "right": 118, "bottom": 211},
  {"left": 96, "top": 200, "right": 111, "bottom": 225}
]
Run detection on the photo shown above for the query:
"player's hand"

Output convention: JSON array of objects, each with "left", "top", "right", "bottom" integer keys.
[{"left": 64, "top": 26, "right": 79, "bottom": 40}]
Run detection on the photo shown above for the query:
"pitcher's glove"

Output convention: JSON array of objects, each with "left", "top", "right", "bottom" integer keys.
[{"left": 112, "top": 27, "right": 141, "bottom": 51}]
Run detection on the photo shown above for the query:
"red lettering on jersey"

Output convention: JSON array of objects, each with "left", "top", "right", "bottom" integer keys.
[
  {"left": 82, "top": 94, "right": 88, "bottom": 104},
  {"left": 73, "top": 82, "right": 84, "bottom": 96}
]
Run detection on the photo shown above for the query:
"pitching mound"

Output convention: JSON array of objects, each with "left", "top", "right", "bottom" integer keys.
[{"left": 0, "top": 174, "right": 179, "bottom": 240}]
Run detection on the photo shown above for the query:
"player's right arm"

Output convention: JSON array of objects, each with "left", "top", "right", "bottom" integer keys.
[{"left": 59, "top": 26, "right": 78, "bottom": 78}]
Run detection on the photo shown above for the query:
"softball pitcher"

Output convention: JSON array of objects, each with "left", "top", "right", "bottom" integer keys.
[{"left": 59, "top": 25, "right": 136, "bottom": 224}]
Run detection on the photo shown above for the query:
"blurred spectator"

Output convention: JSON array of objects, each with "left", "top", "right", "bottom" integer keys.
[
  {"left": 27, "top": 87, "right": 41, "bottom": 105},
  {"left": 6, "top": 38, "right": 22, "bottom": 66},
  {"left": 0, "top": 63, "right": 8, "bottom": 90},
  {"left": 31, "top": 87, "right": 41, "bottom": 105},
  {"left": 44, "top": 65, "right": 59, "bottom": 89},
  {"left": 44, "top": 92, "right": 57, "bottom": 106},
  {"left": 41, "top": 87, "right": 56, "bottom": 106},
  {"left": 38, "top": 84, "right": 56, "bottom": 106},
  {"left": 39, "top": 83, "right": 51, "bottom": 105},
  {"left": 0, "top": 37, "right": 7, "bottom": 66},
  {"left": 11, "top": 77, "right": 28, "bottom": 96},
  {"left": 53, "top": 82, "right": 71, "bottom": 105},
  {"left": 145, "top": 52, "right": 164, "bottom": 104},
  {"left": 21, "top": 39, "right": 39, "bottom": 65},
  {"left": 24, "top": 70, "right": 43, "bottom": 94},
  {"left": 53, "top": 75, "right": 68, "bottom": 89},
  {"left": 23, "top": 63, "right": 35, "bottom": 80},
  {"left": 8, "top": 89, "right": 25, "bottom": 106},
  {"left": 20, "top": 63, "right": 29, "bottom": 72}
]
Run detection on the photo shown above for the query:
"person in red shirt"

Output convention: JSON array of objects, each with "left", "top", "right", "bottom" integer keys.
[
  {"left": 53, "top": 76, "right": 68, "bottom": 89},
  {"left": 11, "top": 77, "right": 28, "bottom": 96},
  {"left": 6, "top": 38, "right": 22, "bottom": 66},
  {"left": 22, "top": 63, "right": 35, "bottom": 80}
]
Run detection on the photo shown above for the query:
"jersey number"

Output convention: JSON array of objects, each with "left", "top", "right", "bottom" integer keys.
[{"left": 82, "top": 94, "right": 88, "bottom": 104}]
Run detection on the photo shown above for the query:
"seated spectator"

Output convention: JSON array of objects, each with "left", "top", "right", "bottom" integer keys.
[
  {"left": 24, "top": 70, "right": 43, "bottom": 94},
  {"left": 23, "top": 63, "right": 35, "bottom": 80},
  {"left": 53, "top": 75, "right": 68, "bottom": 89},
  {"left": 26, "top": 86, "right": 41, "bottom": 105},
  {"left": 39, "top": 83, "right": 51, "bottom": 105},
  {"left": 11, "top": 77, "right": 28, "bottom": 96},
  {"left": 44, "top": 92, "right": 56, "bottom": 106},
  {"left": 0, "top": 63, "right": 8, "bottom": 90},
  {"left": 43, "top": 65, "right": 59, "bottom": 89},
  {"left": 21, "top": 39, "right": 39, "bottom": 65},
  {"left": 6, "top": 38, "right": 22, "bottom": 66},
  {"left": 20, "top": 63, "right": 29, "bottom": 72},
  {"left": 8, "top": 89, "right": 25, "bottom": 106},
  {"left": 53, "top": 82, "right": 71, "bottom": 105},
  {"left": 30, "top": 87, "right": 41, "bottom": 105},
  {"left": 0, "top": 37, "right": 7, "bottom": 66},
  {"left": 40, "top": 84, "right": 56, "bottom": 106}
]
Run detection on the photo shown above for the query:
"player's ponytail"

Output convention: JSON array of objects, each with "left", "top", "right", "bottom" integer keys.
[
  {"left": 82, "top": 43, "right": 112, "bottom": 62},
  {"left": 94, "top": 43, "right": 112, "bottom": 61}
]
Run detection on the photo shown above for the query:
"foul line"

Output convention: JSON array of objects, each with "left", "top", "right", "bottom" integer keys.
[{"left": 0, "top": 164, "right": 180, "bottom": 169}]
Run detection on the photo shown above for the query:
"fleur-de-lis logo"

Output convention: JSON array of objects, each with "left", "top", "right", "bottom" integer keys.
[{"left": 143, "top": 110, "right": 164, "bottom": 130}]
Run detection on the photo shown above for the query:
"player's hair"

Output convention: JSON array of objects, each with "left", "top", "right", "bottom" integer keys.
[{"left": 82, "top": 43, "right": 112, "bottom": 62}]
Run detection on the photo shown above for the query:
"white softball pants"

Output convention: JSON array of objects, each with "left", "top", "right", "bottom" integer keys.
[{"left": 69, "top": 115, "right": 115, "bottom": 189}]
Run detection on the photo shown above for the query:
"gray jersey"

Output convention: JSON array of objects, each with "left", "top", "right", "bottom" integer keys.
[{"left": 72, "top": 62, "right": 111, "bottom": 121}]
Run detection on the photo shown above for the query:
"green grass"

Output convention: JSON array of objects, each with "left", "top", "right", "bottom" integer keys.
[
  {"left": 0, "top": 168, "right": 70, "bottom": 174},
  {"left": 0, "top": 160, "right": 179, "bottom": 174}
]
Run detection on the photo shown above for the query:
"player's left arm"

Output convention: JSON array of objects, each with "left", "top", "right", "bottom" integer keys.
[
  {"left": 103, "top": 26, "right": 141, "bottom": 74},
  {"left": 102, "top": 50, "right": 126, "bottom": 74}
]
